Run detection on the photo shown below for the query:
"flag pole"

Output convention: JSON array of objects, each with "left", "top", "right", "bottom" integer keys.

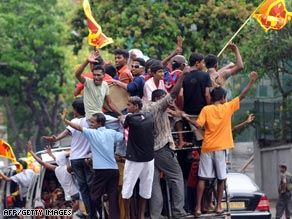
[{"left": 217, "top": 0, "right": 267, "bottom": 57}]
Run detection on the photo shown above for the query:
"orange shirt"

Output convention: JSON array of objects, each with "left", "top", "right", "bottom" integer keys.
[
  {"left": 117, "top": 65, "right": 133, "bottom": 84},
  {"left": 196, "top": 97, "right": 240, "bottom": 153}
]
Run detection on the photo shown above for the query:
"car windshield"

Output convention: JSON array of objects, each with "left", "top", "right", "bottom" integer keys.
[{"left": 227, "top": 173, "right": 259, "bottom": 192}]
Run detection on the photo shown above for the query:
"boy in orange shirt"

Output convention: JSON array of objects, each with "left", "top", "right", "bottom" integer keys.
[
  {"left": 183, "top": 71, "right": 258, "bottom": 217},
  {"left": 114, "top": 49, "right": 133, "bottom": 84}
]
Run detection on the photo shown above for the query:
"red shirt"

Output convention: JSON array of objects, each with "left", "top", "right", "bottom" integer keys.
[{"left": 143, "top": 74, "right": 152, "bottom": 81}]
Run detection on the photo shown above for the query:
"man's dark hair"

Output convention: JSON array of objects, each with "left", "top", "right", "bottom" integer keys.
[
  {"left": 150, "top": 63, "right": 164, "bottom": 74},
  {"left": 151, "top": 89, "right": 167, "bottom": 102},
  {"left": 72, "top": 97, "right": 85, "bottom": 116},
  {"left": 133, "top": 57, "right": 146, "bottom": 67},
  {"left": 114, "top": 49, "right": 129, "bottom": 59},
  {"left": 211, "top": 87, "right": 227, "bottom": 102},
  {"left": 189, "top": 53, "right": 204, "bottom": 67},
  {"left": 93, "top": 65, "right": 105, "bottom": 73},
  {"left": 280, "top": 164, "right": 287, "bottom": 171},
  {"left": 129, "top": 96, "right": 143, "bottom": 110},
  {"left": 18, "top": 160, "right": 27, "bottom": 170},
  {"left": 104, "top": 64, "right": 117, "bottom": 78},
  {"left": 145, "top": 59, "right": 160, "bottom": 71},
  {"left": 172, "top": 61, "right": 181, "bottom": 70},
  {"left": 204, "top": 54, "right": 218, "bottom": 69},
  {"left": 92, "top": 113, "right": 106, "bottom": 126}
]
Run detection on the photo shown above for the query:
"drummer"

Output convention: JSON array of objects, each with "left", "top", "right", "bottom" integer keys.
[{"left": 110, "top": 57, "right": 145, "bottom": 98}]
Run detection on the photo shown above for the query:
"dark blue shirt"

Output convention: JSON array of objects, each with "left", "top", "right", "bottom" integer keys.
[{"left": 127, "top": 75, "right": 145, "bottom": 98}]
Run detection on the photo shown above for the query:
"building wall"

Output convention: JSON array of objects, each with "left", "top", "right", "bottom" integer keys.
[{"left": 254, "top": 142, "right": 292, "bottom": 199}]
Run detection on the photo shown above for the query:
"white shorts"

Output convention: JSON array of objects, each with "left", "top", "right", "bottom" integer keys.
[
  {"left": 122, "top": 159, "right": 154, "bottom": 199},
  {"left": 198, "top": 150, "right": 227, "bottom": 180}
]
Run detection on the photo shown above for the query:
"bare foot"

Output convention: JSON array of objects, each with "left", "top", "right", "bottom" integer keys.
[
  {"left": 194, "top": 210, "right": 201, "bottom": 218},
  {"left": 215, "top": 206, "right": 223, "bottom": 215},
  {"left": 208, "top": 203, "right": 215, "bottom": 209}
]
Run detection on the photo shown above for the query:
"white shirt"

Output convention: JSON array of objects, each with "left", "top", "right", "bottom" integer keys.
[
  {"left": 67, "top": 117, "right": 91, "bottom": 160},
  {"left": 11, "top": 169, "right": 35, "bottom": 199},
  {"left": 142, "top": 77, "right": 166, "bottom": 104},
  {"left": 55, "top": 151, "right": 79, "bottom": 198}
]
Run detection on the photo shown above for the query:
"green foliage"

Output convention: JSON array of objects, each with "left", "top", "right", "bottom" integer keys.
[
  {"left": 240, "top": 4, "right": 292, "bottom": 142},
  {"left": 69, "top": 0, "right": 253, "bottom": 59},
  {"left": 0, "top": 0, "right": 76, "bottom": 154},
  {"left": 192, "top": 0, "right": 255, "bottom": 54}
]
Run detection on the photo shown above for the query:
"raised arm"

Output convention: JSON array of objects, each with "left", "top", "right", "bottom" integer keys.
[
  {"left": 75, "top": 60, "right": 89, "bottom": 84},
  {"left": 75, "top": 51, "right": 99, "bottom": 83},
  {"left": 60, "top": 109, "right": 84, "bottom": 132},
  {"left": 239, "top": 71, "right": 258, "bottom": 101},
  {"left": 27, "top": 140, "right": 56, "bottom": 171},
  {"left": 161, "top": 36, "right": 183, "bottom": 66},
  {"left": 45, "top": 145, "right": 56, "bottom": 161},
  {"left": 232, "top": 113, "right": 255, "bottom": 132},
  {"left": 226, "top": 42, "right": 244, "bottom": 76},
  {"left": 217, "top": 62, "right": 234, "bottom": 75}
]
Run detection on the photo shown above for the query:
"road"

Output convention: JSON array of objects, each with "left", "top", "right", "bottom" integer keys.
[{"left": 231, "top": 142, "right": 277, "bottom": 219}]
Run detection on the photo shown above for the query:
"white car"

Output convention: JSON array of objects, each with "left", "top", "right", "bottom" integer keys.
[{"left": 222, "top": 172, "right": 272, "bottom": 219}]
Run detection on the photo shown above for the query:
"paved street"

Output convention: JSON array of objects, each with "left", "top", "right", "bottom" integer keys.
[
  {"left": 231, "top": 142, "right": 277, "bottom": 219},
  {"left": 270, "top": 200, "right": 276, "bottom": 219}
]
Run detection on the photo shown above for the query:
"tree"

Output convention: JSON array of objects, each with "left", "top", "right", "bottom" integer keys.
[
  {"left": 69, "top": 0, "right": 254, "bottom": 59},
  {"left": 241, "top": 21, "right": 292, "bottom": 143},
  {"left": 0, "top": 0, "right": 76, "bottom": 154}
]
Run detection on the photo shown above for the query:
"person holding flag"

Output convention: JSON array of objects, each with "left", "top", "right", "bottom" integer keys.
[{"left": 205, "top": 41, "right": 244, "bottom": 89}]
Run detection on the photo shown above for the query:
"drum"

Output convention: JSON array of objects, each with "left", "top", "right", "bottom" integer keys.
[{"left": 104, "top": 84, "right": 129, "bottom": 111}]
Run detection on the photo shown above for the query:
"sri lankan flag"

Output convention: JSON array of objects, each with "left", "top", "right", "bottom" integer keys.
[
  {"left": 0, "top": 139, "right": 22, "bottom": 172},
  {"left": 253, "top": 0, "right": 292, "bottom": 31},
  {"left": 83, "top": 0, "right": 114, "bottom": 48}
]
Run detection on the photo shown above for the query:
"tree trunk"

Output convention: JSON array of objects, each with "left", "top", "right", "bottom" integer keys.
[{"left": 3, "top": 95, "right": 24, "bottom": 157}]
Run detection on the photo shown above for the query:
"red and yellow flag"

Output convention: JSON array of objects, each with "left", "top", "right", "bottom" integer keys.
[
  {"left": 253, "top": 0, "right": 292, "bottom": 31},
  {"left": 83, "top": 0, "right": 114, "bottom": 48},
  {"left": 0, "top": 139, "right": 17, "bottom": 162},
  {"left": 0, "top": 139, "right": 23, "bottom": 172}
]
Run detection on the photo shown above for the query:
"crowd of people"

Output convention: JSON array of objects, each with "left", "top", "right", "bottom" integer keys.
[{"left": 0, "top": 37, "right": 260, "bottom": 219}]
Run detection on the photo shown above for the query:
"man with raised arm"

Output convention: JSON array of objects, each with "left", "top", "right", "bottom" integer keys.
[
  {"left": 27, "top": 141, "right": 82, "bottom": 214},
  {"left": 61, "top": 111, "right": 123, "bottom": 219},
  {"left": 75, "top": 51, "right": 122, "bottom": 120},
  {"left": 42, "top": 97, "right": 97, "bottom": 219},
  {"left": 142, "top": 65, "right": 190, "bottom": 219},
  {"left": 204, "top": 42, "right": 244, "bottom": 89},
  {"left": 183, "top": 71, "right": 258, "bottom": 217}
]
